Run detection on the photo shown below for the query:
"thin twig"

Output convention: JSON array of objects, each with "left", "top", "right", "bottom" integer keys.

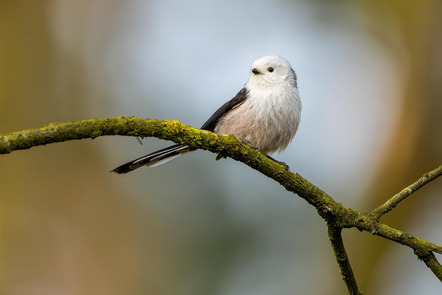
[
  {"left": 328, "top": 226, "right": 362, "bottom": 295},
  {"left": 372, "top": 165, "right": 442, "bottom": 219},
  {"left": 351, "top": 215, "right": 442, "bottom": 255}
]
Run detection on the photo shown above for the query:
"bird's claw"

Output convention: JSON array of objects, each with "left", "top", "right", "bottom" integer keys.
[{"left": 266, "top": 155, "right": 290, "bottom": 171}]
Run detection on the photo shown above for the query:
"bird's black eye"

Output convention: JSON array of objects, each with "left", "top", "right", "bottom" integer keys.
[{"left": 267, "top": 67, "right": 274, "bottom": 72}]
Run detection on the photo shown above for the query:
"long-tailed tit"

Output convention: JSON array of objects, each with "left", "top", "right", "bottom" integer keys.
[{"left": 112, "top": 55, "right": 301, "bottom": 174}]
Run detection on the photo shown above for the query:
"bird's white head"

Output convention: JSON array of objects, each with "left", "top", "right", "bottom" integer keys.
[{"left": 247, "top": 55, "right": 297, "bottom": 89}]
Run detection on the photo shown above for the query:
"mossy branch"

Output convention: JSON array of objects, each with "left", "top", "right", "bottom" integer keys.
[
  {"left": 372, "top": 165, "right": 442, "bottom": 219},
  {"left": 1, "top": 117, "right": 441, "bottom": 290},
  {"left": 328, "top": 226, "right": 362, "bottom": 295},
  {"left": 417, "top": 252, "right": 442, "bottom": 281}
]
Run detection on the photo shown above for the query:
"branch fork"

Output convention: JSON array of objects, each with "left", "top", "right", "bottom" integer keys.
[{"left": 1, "top": 117, "right": 441, "bottom": 293}]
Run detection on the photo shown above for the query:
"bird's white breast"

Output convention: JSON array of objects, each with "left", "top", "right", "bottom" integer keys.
[{"left": 216, "top": 82, "right": 301, "bottom": 154}]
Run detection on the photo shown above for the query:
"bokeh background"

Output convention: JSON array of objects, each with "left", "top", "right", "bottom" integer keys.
[{"left": 0, "top": 1, "right": 441, "bottom": 294}]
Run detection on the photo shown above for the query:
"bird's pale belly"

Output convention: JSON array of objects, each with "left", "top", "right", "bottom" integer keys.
[{"left": 216, "top": 102, "right": 299, "bottom": 155}]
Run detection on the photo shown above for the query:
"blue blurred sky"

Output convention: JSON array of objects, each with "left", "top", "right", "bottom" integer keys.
[{"left": 52, "top": 0, "right": 398, "bottom": 199}]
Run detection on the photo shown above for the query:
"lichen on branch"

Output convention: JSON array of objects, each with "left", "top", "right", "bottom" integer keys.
[{"left": 1, "top": 116, "right": 441, "bottom": 289}]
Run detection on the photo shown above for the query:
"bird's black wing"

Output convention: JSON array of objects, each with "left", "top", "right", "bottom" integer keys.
[
  {"left": 112, "top": 88, "right": 248, "bottom": 173},
  {"left": 200, "top": 88, "right": 249, "bottom": 132}
]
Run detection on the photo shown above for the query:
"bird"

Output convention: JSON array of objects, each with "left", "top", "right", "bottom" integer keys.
[{"left": 112, "top": 55, "right": 301, "bottom": 174}]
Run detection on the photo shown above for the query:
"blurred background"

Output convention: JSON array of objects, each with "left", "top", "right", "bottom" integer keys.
[{"left": 0, "top": 0, "right": 441, "bottom": 294}]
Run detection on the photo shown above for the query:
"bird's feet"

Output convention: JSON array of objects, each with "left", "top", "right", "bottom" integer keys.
[
  {"left": 215, "top": 145, "right": 290, "bottom": 171},
  {"left": 266, "top": 155, "right": 290, "bottom": 171},
  {"left": 216, "top": 150, "right": 228, "bottom": 160}
]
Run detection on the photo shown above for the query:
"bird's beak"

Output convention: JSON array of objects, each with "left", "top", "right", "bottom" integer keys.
[{"left": 252, "top": 68, "right": 261, "bottom": 75}]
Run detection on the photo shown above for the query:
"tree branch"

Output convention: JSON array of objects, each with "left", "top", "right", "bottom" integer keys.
[
  {"left": 0, "top": 117, "right": 346, "bottom": 220},
  {"left": 372, "top": 165, "right": 442, "bottom": 219},
  {"left": 1, "top": 117, "right": 441, "bottom": 291},
  {"left": 351, "top": 217, "right": 442, "bottom": 254},
  {"left": 327, "top": 226, "right": 362, "bottom": 295},
  {"left": 416, "top": 251, "right": 442, "bottom": 282}
]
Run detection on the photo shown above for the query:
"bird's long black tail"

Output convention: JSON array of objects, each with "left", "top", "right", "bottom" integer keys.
[{"left": 112, "top": 144, "right": 191, "bottom": 174}]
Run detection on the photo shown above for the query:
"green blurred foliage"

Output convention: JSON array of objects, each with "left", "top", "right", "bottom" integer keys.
[{"left": 0, "top": 2, "right": 176, "bottom": 294}]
